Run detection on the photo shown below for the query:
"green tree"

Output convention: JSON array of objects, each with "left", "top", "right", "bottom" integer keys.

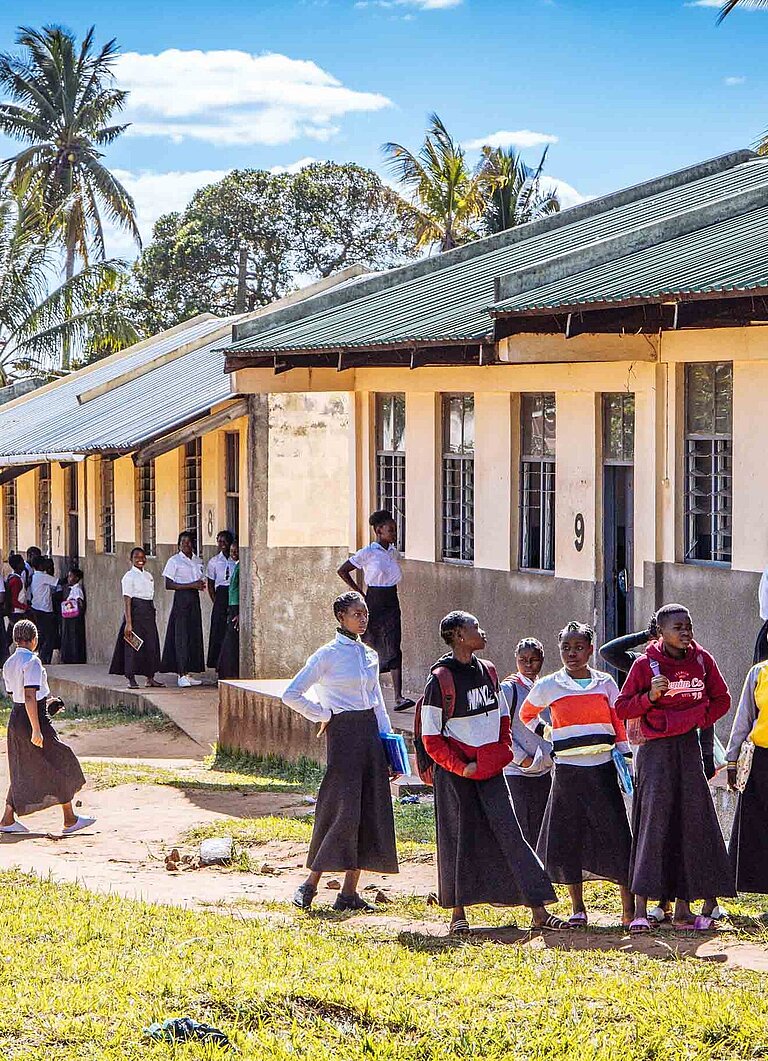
[
  {"left": 290, "top": 162, "right": 417, "bottom": 276},
  {"left": 382, "top": 113, "right": 485, "bottom": 252},
  {"left": 0, "top": 188, "right": 137, "bottom": 384},
  {"left": 0, "top": 24, "right": 140, "bottom": 366},
  {"left": 128, "top": 164, "right": 418, "bottom": 333},
  {"left": 478, "top": 146, "right": 560, "bottom": 234}
]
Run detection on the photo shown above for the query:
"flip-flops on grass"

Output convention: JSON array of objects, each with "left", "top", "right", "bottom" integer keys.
[
  {"left": 449, "top": 918, "right": 471, "bottom": 937},
  {"left": 629, "top": 917, "right": 651, "bottom": 935},
  {"left": 533, "top": 914, "right": 569, "bottom": 932}
]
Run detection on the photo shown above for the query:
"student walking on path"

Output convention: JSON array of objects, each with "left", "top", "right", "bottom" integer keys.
[
  {"left": 160, "top": 532, "right": 206, "bottom": 688},
  {"left": 206, "top": 531, "right": 236, "bottom": 670},
  {"left": 500, "top": 638, "right": 553, "bottom": 848},
  {"left": 421, "top": 611, "right": 564, "bottom": 936},
  {"left": 109, "top": 548, "right": 164, "bottom": 690},
  {"left": 338, "top": 510, "right": 414, "bottom": 712},
  {"left": 216, "top": 540, "right": 240, "bottom": 679},
  {"left": 521, "top": 622, "right": 635, "bottom": 929},
  {"left": 726, "top": 659, "right": 768, "bottom": 894},
  {"left": 283, "top": 591, "right": 399, "bottom": 913},
  {"left": 615, "top": 604, "right": 736, "bottom": 933},
  {"left": 59, "top": 567, "right": 86, "bottom": 664},
  {"left": 1, "top": 619, "right": 95, "bottom": 835}
]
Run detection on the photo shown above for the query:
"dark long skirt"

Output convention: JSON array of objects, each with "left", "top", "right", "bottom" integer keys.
[
  {"left": 434, "top": 767, "right": 556, "bottom": 909},
  {"left": 60, "top": 614, "right": 86, "bottom": 664},
  {"left": 160, "top": 590, "right": 205, "bottom": 676},
  {"left": 207, "top": 586, "right": 229, "bottom": 669},
  {"left": 109, "top": 598, "right": 162, "bottom": 679},
  {"left": 308, "top": 709, "right": 398, "bottom": 873},
  {"left": 506, "top": 772, "right": 553, "bottom": 849},
  {"left": 0, "top": 618, "right": 8, "bottom": 668},
  {"left": 7, "top": 702, "right": 85, "bottom": 816},
  {"left": 729, "top": 745, "right": 768, "bottom": 893},
  {"left": 216, "top": 605, "right": 239, "bottom": 679},
  {"left": 630, "top": 730, "right": 736, "bottom": 900},
  {"left": 537, "top": 761, "right": 631, "bottom": 886},
  {"left": 31, "top": 610, "right": 56, "bottom": 665},
  {"left": 755, "top": 620, "right": 768, "bottom": 665},
  {"left": 363, "top": 585, "right": 402, "bottom": 674}
]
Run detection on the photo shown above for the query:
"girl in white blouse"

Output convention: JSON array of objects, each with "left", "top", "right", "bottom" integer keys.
[
  {"left": 338, "top": 509, "right": 414, "bottom": 712},
  {"left": 283, "top": 591, "right": 400, "bottom": 912},
  {"left": 109, "top": 547, "right": 164, "bottom": 689},
  {"left": 160, "top": 531, "right": 207, "bottom": 688}
]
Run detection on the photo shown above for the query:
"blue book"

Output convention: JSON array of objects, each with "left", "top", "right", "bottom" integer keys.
[
  {"left": 612, "top": 747, "right": 634, "bottom": 797},
  {"left": 381, "top": 733, "right": 410, "bottom": 775}
]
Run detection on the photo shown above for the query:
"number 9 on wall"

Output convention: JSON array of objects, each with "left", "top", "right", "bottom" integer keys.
[{"left": 574, "top": 513, "right": 585, "bottom": 552}]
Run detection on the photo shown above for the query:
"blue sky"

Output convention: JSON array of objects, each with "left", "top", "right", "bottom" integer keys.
[{"left": 0, "top": 0, "right": 766, "bottom": 255}]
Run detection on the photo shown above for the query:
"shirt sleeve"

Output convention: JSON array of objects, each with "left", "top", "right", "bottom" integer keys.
[
  {"left": 420, "top": 673, "right": 470, "bottom": 775},
  {"left": 281, "top": 649, "right": 333, "bottom": 724},
  {"left": 726, "top": 666, "right": 759, "bottom": 762},
  {"left": 161, "top": 557, "right": 176, "bottom": 581},
  {"left": 206, "top": 558, "right": 216, "bottom": 581},
  {"left": 605, "top": 677, "right": 631, "bottom": 757},
  {"left": 121, "top": 572, "right": 133, "bottom": 596},
  {"left": 760, "top": 569, "right": 768, "bottom": 622},
  {"left": 701, "top": 652, "right": 731, "bottom": 727},
  {"left": 614, "top": 658, "right": 653, "bottom": 720},
  {"left": 22, "top": 655, "right": 44, "bottom": 689},
  {"left": 348, "top": 545, "right": 368, "bottom": 571},
  {"left": 370, "top": 662, "right": 393, "bottom": 735},
  {"left": 519, "top": 680, "right": 549, "bottom": 736}
]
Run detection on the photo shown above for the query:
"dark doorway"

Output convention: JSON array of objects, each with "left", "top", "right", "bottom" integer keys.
[
  {"left": 65, "top": 463, "right": 79, "bottom": 564},
  {"left": 603, "top": 394, "right": 635, "bottom": 671}
]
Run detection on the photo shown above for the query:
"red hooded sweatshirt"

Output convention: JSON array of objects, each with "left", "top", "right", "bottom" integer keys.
[{"left": 614, "top": 639, "right": 730, "bottom": 740}]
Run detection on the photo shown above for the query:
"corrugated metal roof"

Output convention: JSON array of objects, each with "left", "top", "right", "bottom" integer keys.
[
  {"left": 0, "top": 316, "right": 236, "bottom": 458},
  {"left": 491, "top": 205, "right": 768, "bottom": 314},
  {"left": 224, "top": 154, "right": 768, "bottom": 355}
]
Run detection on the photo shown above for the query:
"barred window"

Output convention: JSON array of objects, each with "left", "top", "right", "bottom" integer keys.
[
  {"left": 100, "top": 458, "right": 115, "bottom": 554},
  {"left": 520, "top": 393, "right": 556, "bottom": 571},
  {"left": 183, "top": 439, "right": 202, "bottom": 553},
  {"left": 442, "top": 394, "right": 474, "bottom": 563},
  {"left": 603, "top": 393, "right": 635, "bottom": 465},
  {"left": 2, "top": 480, "right": 17, "bottom": 554},
  {"left": 137, "top": 461, "right": 156, "bottom": 557},
  {"left": 685, "top": 362, "right": 732, "bottom": 564},
  {"left": 225, "top": 432, "right": 240, "bottom": 538},
  {"left": 375, "top": 394, "right": 405, "bottom": 550},
  {"left": 65, "top": 463, "right": 79, "bottom": 563},
  {"left": 38, "top": 465, "right": 52, "bottom": 555}
]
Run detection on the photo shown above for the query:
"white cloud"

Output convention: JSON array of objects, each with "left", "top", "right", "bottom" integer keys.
[
  {"left": 684, "top": 1, "right": 723, "bottom": 7},
  {"left": 355, "top": 0, "right": 462, "bottom": 9},
  {"left": 724, "top": 75, "right": 747, "bottom": 85},
  {"left": 544, "top": 177, "right": 591, "bottom": 210},
  {"left": 105, "top": 168, "right": 230, "bottom": 257},
  {"left": 114, "top": 49, "right": 392, "bottom": 147},
  {"left": 269, "top": 157, "right": 319, "bottom": 174},
  {"left": 465, "top": 129, "right": 559, "bottom": 150}
]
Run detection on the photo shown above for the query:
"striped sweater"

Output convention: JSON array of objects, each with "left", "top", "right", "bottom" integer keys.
[{"left": 520, "top": 668, "right": 630, "bottom": 767}]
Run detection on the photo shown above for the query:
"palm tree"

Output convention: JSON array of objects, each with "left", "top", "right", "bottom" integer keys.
[
  {"left": 0, "top": 187, "right": 137, "bottom": 384},
  {"left": 718, "top": 0, "right": 768, "bottom": 21},
  {"left": 478, "top": 145, "right": 560, "bottom": 234},
  {"left": 0, "top": 25, "right": 140, "bottom": 367},
  {"left": 382, "top": 113, "right": 486, "bottom": 252}
]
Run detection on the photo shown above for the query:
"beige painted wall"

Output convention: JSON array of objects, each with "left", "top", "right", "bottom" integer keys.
[
  {"left": 474, "top": 392, "right": 512, "bottom": 571},
  {"left": 404, "top": 392, "right": 438, "bottom": 563},
  {"left": 554, "top": 391, "right": 598, "bottom": 583},
  {"left": 16, "top": 468, "right": 37, "bottom": 551},
  {"left": 114, "top": 456, "right": 137, "bottom": 544},
  {"left": 267, "top": 392, "right": 350, "bottom": 548},
  {"left": 155, "top": 450, "right": 181, "bottom": 547}
]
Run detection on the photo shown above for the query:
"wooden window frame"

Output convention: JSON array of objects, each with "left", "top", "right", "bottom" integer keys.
[
  {"left": 136, "top": 460, "right": 157, "bottom": 557},
  {"left": 441, "top": 394, "right": 474, "bottom": 564},
  {"left": 374, "top": 393, "right": 406, "bottom": 550},
  {"left": 684, "top": 362, "right": 732, "bottom": 566},
  {"left": 519, "top": 393, "right": 556, "bottom": 573}
]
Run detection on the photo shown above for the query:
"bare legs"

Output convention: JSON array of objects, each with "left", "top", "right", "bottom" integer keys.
[
  {"left": 303, "top": 868, "right": 361, "bottom": 896},
  {"left": 2, "top": 800, "right": 78, "bottom": 829},
  {"left": 568, "top": 881, "right": 634, "bottom": 926}
]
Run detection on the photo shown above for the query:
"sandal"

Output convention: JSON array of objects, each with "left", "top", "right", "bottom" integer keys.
[
  {"left": 673, "top": 915, "right": 714, "bottom": 932},
  {"left": 568, "top": 911, "right": 588, "bottom": 927},
  {"left": 393, "top": 698, "right": 416, "bottom": 712},
  {"left": 648, "top": 905, "right": 670, "bottom": 925},
  {"left": 629, "top": 917, "right": 651, "bottom": 935},
  {"left": 292, "top": 883, "right": 317, "bottom": 910},
  {"left": 449, "top": 918, "right": 471, "bottom": 936},
  {"left": 533, "top": 914, "right": 569, "bottom": 932}
]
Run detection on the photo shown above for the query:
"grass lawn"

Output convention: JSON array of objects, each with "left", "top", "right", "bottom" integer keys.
[{"left": 3, "top": 869, "right": 768, "bottom": 1059}]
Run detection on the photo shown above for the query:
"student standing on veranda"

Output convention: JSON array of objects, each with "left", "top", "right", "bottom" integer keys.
[
  {"left": 29, "top": 557, "right": 58, "bottom": 665},
  {"left": 1, "top": 619, "right": 95, "bottom": 835},
  {"left": 615, "top": 604, "right": 735, "bottom": 932},
  {"left": 283, "top": 591, "right": 399, "bottom": 913},
  {"left": 160, "top": 532, "right": 206, "bottom": 688},
  {"left": 421, "top": 611, "right": 564, "bottom": 936},
  {"left": 206, "top": 531, "right": 235, "bottom": 670},
  {"left": 337, "top": 510, "right": 414, "bottom": 712},
  {"left": 216, "top": 540, "right": 240, "bottom": 680},
  {"left": 6, "top": 554, "right": 30, "bottom": 634},
  {"left": 109, "top": 548, "right": 164, "bottom": 690},
  {"left": 59, "top": 567, "right": 86, "bottom": 664}
]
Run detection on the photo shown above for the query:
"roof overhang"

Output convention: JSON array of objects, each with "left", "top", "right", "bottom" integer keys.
[
  {"left": 0, "top": 452, "right": 85, "bottom": 468},
  {"left": 133, "top": 398, "right": 249, "bottom": 467},
  {"left": 224, "top": 339, "right": 496, "bottom": 374}
]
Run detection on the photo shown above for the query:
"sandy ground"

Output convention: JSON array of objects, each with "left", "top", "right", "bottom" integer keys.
[{"left": 1, "top": 719, "right": 768, "bottom": 970}]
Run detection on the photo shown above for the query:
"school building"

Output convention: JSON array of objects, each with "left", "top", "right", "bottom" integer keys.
[
  {"left": 0, "top": 269, "right": 365, "bottom": 666},
  {"left": 218, "top": 148, "right": 768, "bottom": 701}
]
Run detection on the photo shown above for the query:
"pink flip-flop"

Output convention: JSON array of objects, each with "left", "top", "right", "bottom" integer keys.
[
  {"left": 673, "top": 915, "right": 714, "bottom": 932},
  {"left": 629, "top": 917, "right": 651, "bottom": 935},
  {"left": 568, "top": 912, "right": 588, "bottom": 927}
]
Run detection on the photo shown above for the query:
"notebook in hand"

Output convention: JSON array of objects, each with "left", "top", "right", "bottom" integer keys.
[
  {"left": 124, "top": 629, "right": 144, "bottom": 652},
  {"left": 380, "top": 732, "right": 410, "bottom": 776}
]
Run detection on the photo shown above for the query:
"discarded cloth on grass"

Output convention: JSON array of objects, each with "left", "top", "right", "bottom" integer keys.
[{"left": 143, "top": 1017, "right": 231, "bottom": 1047}]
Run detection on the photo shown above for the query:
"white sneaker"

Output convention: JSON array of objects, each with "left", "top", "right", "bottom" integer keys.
[
  {"left": 62, "top": 816, "right": 96, "bottom": 835},
  {"left": 178, "top": 675, "right": 202, "bottom": 687},
  {"left": 0, "top": 821, "right": 29, "bottom": 834}
]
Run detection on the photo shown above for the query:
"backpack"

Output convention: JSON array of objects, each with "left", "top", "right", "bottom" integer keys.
[{"left": 413, "top": 659, "right": 499, "bottom": 785}]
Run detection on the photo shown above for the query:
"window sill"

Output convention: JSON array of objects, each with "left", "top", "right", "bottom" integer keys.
[
  {"left": 519, "top": 567, "right": 556, "bottom": 576},
  {"left": 682, "top": 559, "right": 731, "bottom": 569},
  {"left": 441, "top": 558, "right": 474, "bottom": 567}
]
